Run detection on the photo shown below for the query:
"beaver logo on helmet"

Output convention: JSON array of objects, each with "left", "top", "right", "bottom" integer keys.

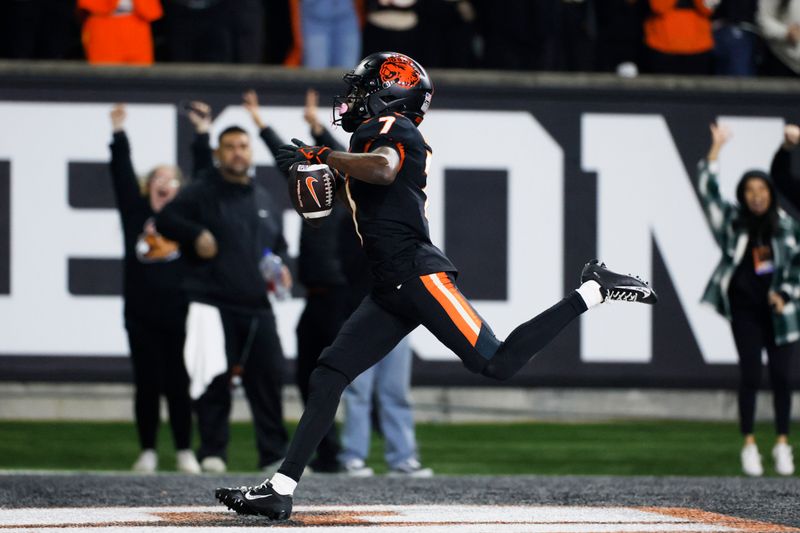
[{"left": 379, "top": 55, "right": 421, "bottom": 88}]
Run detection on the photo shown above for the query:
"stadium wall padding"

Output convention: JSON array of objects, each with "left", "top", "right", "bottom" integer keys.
[{"left": 1, "top": 62, "right": 800, "bottom": 388}]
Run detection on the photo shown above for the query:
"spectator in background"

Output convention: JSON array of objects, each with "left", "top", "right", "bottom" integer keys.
[
  {"left": 164, "top": 0, "right": 230, "bottom": 63},
  {"left": 287, "top": 0, "right": 361, "bottom": 68},
  {"left": 242, "top": 88, "right": 347, "bottom": 473},
  {"left": 771, "top": 124, "right": 800, "bottom": 206},
  {"left": 362, "top": 0, "right": 421, "bottom": 58},
  {"left": 553, "top": 0, "right": 597, "bottom": 72},
  {"left": 712, "top": 0, "right": 759, "bottom": 76},
  {"left": 643, "top": 0, "right": 718, "bottom": 74},
  {"left": 156, "top": 116, "right": 291, "bottom": 474},
  {"left": 758, "top": 0, "right": 800, "bottom": 76},
  {"left": 698, "top": 123, "right": 799, "bottom": 477},
  {"left": 108, "top": 103, "right": 201, "bottom": 474},
  {"left": 1, "top": 0, "right": 81, "bottom": 60},
  {"left": 227, "top": 0, "right": 266, "bottom": 63},
  {"left": 596, "top": 0, "right": 645, "bottom": 75},
  {"left": 418, "top": 0, "right": 478, "bottom": 69},
  {"left": 163, "top": 0, "right": 264, "bottom": 63},
  {"left": 79, "top": 0, "right": 162, "bottom": 65},
  {"left": 474, "top": 0, "right": 568, "bottom": 71}
]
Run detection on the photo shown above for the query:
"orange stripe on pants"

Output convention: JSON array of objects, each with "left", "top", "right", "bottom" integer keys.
[
  {"left": 436, "top": 272, "right": 483, "bottom": 328},
  {"left": 420, "top": 273, "right": 481, "bottom": 346}
]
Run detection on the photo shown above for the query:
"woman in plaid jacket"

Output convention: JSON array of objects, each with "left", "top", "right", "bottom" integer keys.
[{"left": 698, "top": 123, "right": 800, "bottom": 477}]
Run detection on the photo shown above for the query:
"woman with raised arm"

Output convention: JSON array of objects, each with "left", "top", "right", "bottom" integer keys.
[
  {"left": 698, "top": 123, "right": 800, "bottom": 477},
  {"left": 109, "top": 102, "right": 210, "bottom": 474}
]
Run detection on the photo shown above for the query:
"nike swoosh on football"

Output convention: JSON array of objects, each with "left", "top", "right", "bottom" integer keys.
[
  {"left": 306, "top": 176, "right": 322, "bottom": 208},
  {"left": 244, "top": 493, "right": 273, "bottom": 500}
]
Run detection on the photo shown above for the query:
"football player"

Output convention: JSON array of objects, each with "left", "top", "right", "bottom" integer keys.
[{"left": 215, "top": 51, "right": 657, "bottom": 520}]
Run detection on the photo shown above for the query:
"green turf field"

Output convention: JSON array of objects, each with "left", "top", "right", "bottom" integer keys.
[{"left": 0, "top": 420, "right": 786, "bottom": 476}]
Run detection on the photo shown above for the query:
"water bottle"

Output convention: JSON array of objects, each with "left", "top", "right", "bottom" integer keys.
[{"left": 259, "top": 248, "right": 290, "bottom": 300}]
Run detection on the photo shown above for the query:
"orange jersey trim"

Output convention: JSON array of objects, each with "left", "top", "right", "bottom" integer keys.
[{"left": 395, "top": 142, "right": 406, "bottom": 171}]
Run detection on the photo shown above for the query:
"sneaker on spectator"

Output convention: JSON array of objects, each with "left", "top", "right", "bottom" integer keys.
[
  {"left": 741, "top": 443, "right": 763, "bottom": 477},
  {"left": 176, "top": 449, "right": 201, "bottom": 474},
  {"left": 342, "top": 458, "right": 374, "bottom": 477},
  {"left": 132, "top": 449, "right": 158, "bottom": 473},
  {"left": 772, "top": 443, "right": 795, "bottom": 476},
  {"left": 387, "top": 458, "right": 433, "bottom": 478},
  {"left": 200, "top": 456, "right": 227, "bottom": 474}
]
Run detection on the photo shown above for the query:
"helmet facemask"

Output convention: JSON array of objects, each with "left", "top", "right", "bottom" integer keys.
[{"left": 333, "top": 74, "right": 371, "bottom": 133}]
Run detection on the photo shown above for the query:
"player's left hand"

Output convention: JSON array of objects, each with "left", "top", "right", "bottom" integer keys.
[{"left": 275, "top": 138, "right": 331, "bottom": 173}]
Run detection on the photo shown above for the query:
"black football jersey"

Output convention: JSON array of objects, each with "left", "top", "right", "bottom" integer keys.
[{"left": 345, "top": 112, "right": 456, "bottom": 288}]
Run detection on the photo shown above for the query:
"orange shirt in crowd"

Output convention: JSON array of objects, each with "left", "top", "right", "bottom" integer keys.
[
  {"left": 79, "top": 0, "right": 163, "bottom": 65},
  {"left": 645, "top": 0, "right": 715, "bottom": 55}
]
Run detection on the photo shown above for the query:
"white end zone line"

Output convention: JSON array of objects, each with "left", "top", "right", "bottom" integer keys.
[{"left": 0, "top": 505, "right": 795, "bottom": 532}]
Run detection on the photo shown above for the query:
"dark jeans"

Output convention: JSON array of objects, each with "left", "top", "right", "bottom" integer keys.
[
  {"left": 166, "top": 2, "right": 232, "bottom": 63},
  {"left": 127, "top": 321, "right": 192, "bottom": 451},
  {"left": 713, "top": 25, "right": 757, "bottom": 77},
  {"left": 731, "top": 305, "right": 794, "bottom": 436},
  {"left": 195, "top": 306, "right": 288, "bottom": 467},
  {"left": 165, "top": 0, "right": 264, "bottom": 63}
]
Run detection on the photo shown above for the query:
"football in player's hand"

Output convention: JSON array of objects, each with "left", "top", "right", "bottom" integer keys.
[{"left": 288, "top": 162, "right": 337, "bottom": 227}]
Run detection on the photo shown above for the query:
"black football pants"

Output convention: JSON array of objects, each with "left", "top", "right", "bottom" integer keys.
[
  {"left": 196, "top": 308, "right": 288, "bottom": 468},
  {"left": 295, "top": 287, "right": 351, "bottom": 468},
  {"left": 278, "top": 272, "right": 587, "bottom": 481},
  {"left": 731, "top": 305, "right": 794, "bottom": 436},
  {"left": 127, "top": 321, "right": 192, "bottom": 451}
]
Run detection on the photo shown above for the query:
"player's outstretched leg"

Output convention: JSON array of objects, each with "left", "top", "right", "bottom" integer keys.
[{"left": 480, "top": 259, "right": 657, "bottom": 380}]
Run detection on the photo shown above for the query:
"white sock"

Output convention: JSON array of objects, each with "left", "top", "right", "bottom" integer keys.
[
  {"left": 576, "top": 280, "right": 603, "bottom": 309},
  {"left": 269, "top": 472, "right": 297, "bottom": 496}
]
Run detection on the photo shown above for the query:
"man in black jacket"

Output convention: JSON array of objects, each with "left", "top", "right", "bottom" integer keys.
[{"left": 156, "top": 124, "right": 290, "bottom": 473}]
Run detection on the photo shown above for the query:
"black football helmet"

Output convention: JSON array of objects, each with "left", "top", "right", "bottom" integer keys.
[{"left": 333, "top": 51, "right": 433, "bottom": 133}]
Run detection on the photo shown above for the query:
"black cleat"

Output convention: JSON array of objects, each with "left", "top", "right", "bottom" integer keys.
[
  {"left": 581, "top": 259, "right": 658, "bottom": 304},
  {"left": 215, "top": 481, "right": 293, "bottom": 521},
  {"left": 215, "top": 486, "right": 258, "bottom": 516}
]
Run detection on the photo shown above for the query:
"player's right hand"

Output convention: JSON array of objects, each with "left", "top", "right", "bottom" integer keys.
[{"left": 195, "top": 229, "right": 218, "bottom": 259}]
